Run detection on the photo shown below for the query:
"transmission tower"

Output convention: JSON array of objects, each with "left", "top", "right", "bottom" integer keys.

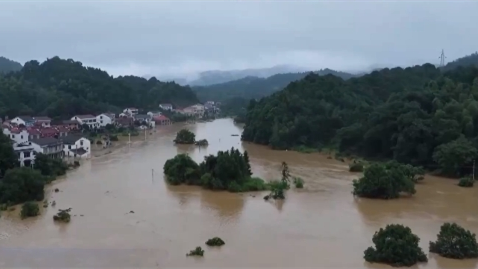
[{"left": 439, "top": 49, "right": 446, "bottom": 67}]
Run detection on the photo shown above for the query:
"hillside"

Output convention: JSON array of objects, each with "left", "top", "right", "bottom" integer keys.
[
  {"left": 242, "top": 63, "right": 478, "bottom": 176},
  {"left": 0, "top": 57, "right": 199, "bottom": 119},
  {"left": 194, "top": 68, "right": 356, "bottom": 102},
  {"left": 442, "top": 52, "right": 478, "bottom": 72},
  {"left": 0, "top": 56, "right": 22, "bottom": 74}
]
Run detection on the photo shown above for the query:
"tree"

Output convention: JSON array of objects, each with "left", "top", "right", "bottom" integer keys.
[
  {"left": 163, "top": 154, "right": 199, "bottom": 185},
  {"left": 0, "top": 132, "right": 17, "bottom": 177},
  {"left": 0, "top": 168, "right": 46, "bottom": 204},
  {"left": 34, "top": 153, "right": 68, "bottom": 177},
  {"left": 364, "top": 224, "right": 428, "bottom": 267},
  {"left": 433, "top": 136, "right": 477, "bottom": 177},
  {"left": 352, "top": 163, "right": 416, "bottom": 199},
  {"left": 429, "top": 223, "right": 478, "bottom": 259},
  {"left": 21, "top": 201, "right": 40, "bottom": 219},
  {"left": 174, "top": 129, "right": 195, "bottom": 144}
]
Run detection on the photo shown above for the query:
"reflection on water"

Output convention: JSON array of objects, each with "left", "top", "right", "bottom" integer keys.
[{"left": 0, "top": 119, "right": 478, "bottom": 268}]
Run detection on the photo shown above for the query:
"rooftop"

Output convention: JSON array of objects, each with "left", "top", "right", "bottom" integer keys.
[
  {"left": 63, "top": 120, "right": 79, "bottom": 124},
  {"left": 62, "top": 135, "right": 85, "bottom": 145},
  {"left": 73, "top": 115, "right": 96, "bottom": 119},
  {"left": 17, "top": 115, "right": 34, "bottom": 121},
  {"left": 30, "top": 137, "right": 62, "bottom": 147},
  {"left": 153, "top": 115, "right": 170, "bottom": 121}
]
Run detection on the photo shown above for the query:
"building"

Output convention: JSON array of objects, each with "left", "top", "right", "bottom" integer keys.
[
  {"left": 62, "top": 120, "right": 80, "bottom": 130},
  {"left": 13, "top": 141, "right": 36, "bottom": 167},
  {"left": 27, "top": 128, "right": 41, "bottom": 140},
  {"left": 71, "top": 115, "right": 99, "bottom": 129},
  {"left": 30, "top": 137, "right": 64, "bottom": 159},
  {"left": 34, "top": 116, "right": 52, "bottom": 127},
  {"left": 3, "top": 128, "right": 29, "bottom": 144},
  {"left": 134, "top": 114, "right": 151, "bottom": 123},
  {"left": 147, "top": 111, "right": 162, "bottom": 117},
  {"left": 159, "top": 103, "right": 173, "bottom": 111},
  {"left": 181, "top": 104, "right": 205, "bottom": 117},
  {"left": 96, "top": 113, "right": 115, "bottom": 127},
  {"left": 10, "top": 116, "right": 35, "bottom": 127},
  {"left": 153, "top": 115, "right": 171, "bottom": 125},
  {"left": 123, "top": 108, "right": 139, "bottom": 116},
  {"left": 116, "top": 117, "right": 134, "bottom": 127},
  {"left": 63, "top": 135, "right": 91, "bottom": 158}
]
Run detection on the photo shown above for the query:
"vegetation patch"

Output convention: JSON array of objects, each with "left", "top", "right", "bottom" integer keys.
[
  {"left": 349, "top": 162, "right": 364, "bottom": 172},
  {"left": 293, "top": 177, "right": 304, "bottom": 188},
  {"left": 53, "top": 208, "right": 72, "bottom": 223},
  {"left": 458, "top": 177, "right": 474, "bottom": 187},
  {"left": 429, "top": 222, "right": 478, "bottom": 259},
  {"left": 174, "top": 129, "right": 195, "bottom": 144},
  {"left": 195, "top": 139, "right": 209, "bottom": 146},
  {"left": 205, "top": 237, "right": 225, "bottom": 246},
  {"left": 186, "top": 246, "right": 204, "bottom": 257},
  {"left": 21, "top": 202, "right": 40, "bottom": 219},
  {"left": 364, "top": 224, "right": 428, "bottom": 267}
]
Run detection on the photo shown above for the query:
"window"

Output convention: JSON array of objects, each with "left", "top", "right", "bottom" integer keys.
[
  {"left": 21, "top": 135, "right": 23, "bottom": 139},
  {"left": 100, "top": 115, "right": 103, "bottom": 119},
  {"left": 24, "top": 152, "right": 30, "bottom": 158},
  {"left": 80, "top": 140, "right": 84, "bottom": 146},
  {"left": 68, "top": 145, "right": 71, "bottom": 149}
]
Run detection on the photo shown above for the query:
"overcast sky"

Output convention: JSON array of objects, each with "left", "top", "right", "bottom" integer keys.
[{"left": 0, "top": 0, "right": 477, "bottom": 78}]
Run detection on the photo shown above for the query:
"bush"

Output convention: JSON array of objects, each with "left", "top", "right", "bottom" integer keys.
[
  {"left": 349, "top": 162, "right": 364, "bottom": 172},
  {"left": 268, "top": 180, "right": 289, "bottom": 200},
  {"left": 0, "top": 168, "right": 46, "bottom": 204},
  {"left": 206, "top": 237, "right": 225, "bottom": 246},
  {"left": 174, "top": 129, "right": 195, "bottom": 144},
  {"left": 364, "top": 224, "right": 428, "bottom": 267},
  {"left": 429, "top": 223, "right": 478, "bottom": 259},
  {"left": 353, "top": 163, "right": 416, "bottom": 199},
  {"left": 53, "top": 208, "right": 71, "bottom": 223},
  {"left": 458, "top": 177, "right": 474, "bottom": 187},
  {"left": 21, "top": 202, "right": 40, "bottom": 219},
  {"left": 242, "top": 177, "right": 268, "bottom": 191},
  {"left": 96, "top": 140, "right": 103, "bottom": 145},
  {"left": 186, "top": 246, "right": 204, "bottom": 257},
  {"left": 293, "top": 177, "right": 304, "bottom": 188},
  {"left": 109, "top": 135, "right": 119, "bottom": 141},
  {"left": 195, "top": 139, "right": 208, "bottom": 146}
]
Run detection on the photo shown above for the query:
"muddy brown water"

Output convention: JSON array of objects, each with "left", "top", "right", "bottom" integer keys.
[{"left": 1, "top": 118, "right": 478, "bottom": 268}]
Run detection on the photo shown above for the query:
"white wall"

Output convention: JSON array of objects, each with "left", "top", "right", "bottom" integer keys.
[
  {"left": 96, "top": 114, "right": 113, "bottom": 127},
  {"left": 64, "top": 137, "right": 91, "bottom": 158},
  {"left": 3, "top": 129, "right": 29, "bottom": 144},
  {"left": 71, "top": 116, "right": 99, "bottom": 129},
  {"left": 10, "top": 117, "right": 26, "bottom": 126},
  {"left": 13, "top": 142, "right": 36, "bottom": 167}
]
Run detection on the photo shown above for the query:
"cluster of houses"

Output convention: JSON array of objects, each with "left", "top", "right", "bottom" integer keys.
[
  {"left": 1, "top": 108, "right": 174, "bottom": 168},
  {"left": 159, "top": 101, "right": 220, "bottom": 118}
]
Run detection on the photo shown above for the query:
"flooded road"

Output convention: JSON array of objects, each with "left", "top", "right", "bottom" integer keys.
[{"left": 1, "top": 118, "right": 478, "bottom": 268}]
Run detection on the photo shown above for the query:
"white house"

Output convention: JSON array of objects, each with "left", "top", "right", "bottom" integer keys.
[
  {"left": 96, "top": 113, "right": 115, "bottom": 127},
  {"left": 159, "top": 104, "right": 173, "bottom": 111},
  {"left": 63, "top": 135, "right": 91, "bottom": 158},
  {"left": 123, "top": 108, "right": 139, "bottom": 116},
  {"left": 71, "top": 115, "right": 99, "bottom": 129},
  {"left": 13, "top": 141, "right": 36, "bottom": 167},
  {"left": 34, "top": 116, "right": 52, "bottom": 127},
  {"left": 182, "top": 104, "right": 205, "bottom": 117},
  {"left": 10, "top": 116, "right": 35, "bottom": 127},
  {"left": 3, "top": 128, "right": 29, "bottom": 144}
]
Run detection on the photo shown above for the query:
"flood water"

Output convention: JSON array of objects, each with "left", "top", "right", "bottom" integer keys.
[{"left": 1, "top": 118, "right": 478, "bottom": 268}]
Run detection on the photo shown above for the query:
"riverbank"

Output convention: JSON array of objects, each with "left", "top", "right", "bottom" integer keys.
[{"left": 0, "top": 119, "right": 477, "bottom": 268}]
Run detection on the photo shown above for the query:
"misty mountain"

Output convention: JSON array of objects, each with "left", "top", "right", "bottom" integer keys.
[
  {"left": 194, "top": 68, "right": 358, "bottom": 102},
  {"left": 0, "top": 56, "right": 22, "bottom": 74}
]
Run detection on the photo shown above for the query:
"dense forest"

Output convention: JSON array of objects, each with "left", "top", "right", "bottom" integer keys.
[
  {"left": 193, "top": 68, "right": 356, "bottom": 102},
  {"left": 0, "top": 57, "right": 22, "bottom": 74},
  {"left": 242, "top": 61, "right": 478, "bottom": 177},
  {"left": 0, "top": 56, "right": 199, "bottom": 119},
  {"left": 442, "top": 52, "right": 478, "bottom": 72}
]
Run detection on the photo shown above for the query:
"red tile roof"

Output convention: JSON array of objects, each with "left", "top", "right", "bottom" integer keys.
[{"left": 153, "top": 115, "right": 170, "bottom": 121}]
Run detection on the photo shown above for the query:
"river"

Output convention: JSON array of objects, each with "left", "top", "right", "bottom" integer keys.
[{"left": 0, "top": 118, "right": 477, "bottom": 268}]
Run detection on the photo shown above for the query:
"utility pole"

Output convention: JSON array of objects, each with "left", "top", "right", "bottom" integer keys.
[{"left": 439, "top": 49, "right": 447, "bottom": 67}]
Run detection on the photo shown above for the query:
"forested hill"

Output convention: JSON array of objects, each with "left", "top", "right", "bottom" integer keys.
[
  {"left": 0, "top": 56, "right": 199, "bottom": 119},
  {"left": 0, "top": 56, "right": 22, "bottom": 74},
  {"left": 242, "top": 63, "right": 478, "bottom": 175},
  {"left": 193, "top": 68, "right": 356, "bottom": 102},
  {"left": 442, "top": 52, "right": 478, "bottom": 72}
]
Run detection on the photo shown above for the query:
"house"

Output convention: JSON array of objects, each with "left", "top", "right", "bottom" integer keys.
[
  {"left": 3, "top": 128, "right": 29, "bottom": 144},
  {"left": 182, "top": 104, "right": 205, "bottom": 117},
  {"left": 96, "top": 113, "right": 115, "bottom": 127},
  {"left": 134, "top": 114, "right": 151, "bottom": 123},
  {"left": 27, "top": 128, "right": 41, "bottom": 140},
  {"left": 13, "top": 141, "right": 36, "bottom": 167},
  {"left": 159, "top": 104, "right": 173, "bottom": 111},
  {"left": 71, "top": 115, "right": 99, "bottom": 129},
  {"left": 63, "top": 135, "right": 91, "bottom": 158},
  {"left": 62, "top": 120, "right": 80, "bottom": 130},
  {"left": 30, "top": 137, "right": 64, "bottom": 159},
  {"left": 153, "top": 115, "right": 171, "bottom": 125},
  {"left": 123, "top": 108, "right": 139, "bottom": 116},
  {"left": 34, "top": 116, "right": 52, "bottom": 127},
  {"left": 116, "top": 117, "right": 134, "bottom": 127},
  {"left": 147, "top": 111, "right": 162, "bottom": 117},
  {"left": 10, "top": 116, "right": 35, "bottom": 127}
]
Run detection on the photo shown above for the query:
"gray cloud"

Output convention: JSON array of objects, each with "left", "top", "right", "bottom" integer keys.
[{"left": 0, "top": 0, "right": 476, "bottom": 78}]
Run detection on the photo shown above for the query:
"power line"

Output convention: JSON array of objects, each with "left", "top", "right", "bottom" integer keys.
[{"left": 439, "top": 49, "right": 447, "bottom": 67}]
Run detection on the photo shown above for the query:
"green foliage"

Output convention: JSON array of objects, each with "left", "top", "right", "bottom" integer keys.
[
  {"left": 241, "top": 64, "right": 478, "bottom": 178},
  {"left": 53, "top": 208, "right": 71, "bottom": 223},
  {"left": 0, "top": 56, "right": 22, "bottom": 74},
  {"left": 163, "top": 148, "right": 265, "bottom": 192},
  {"left": 109, "top": 135, "right": 119, "bottom": 141},
  {"left": 21, "top": 202, "right": 40, "bottom": 219},
  {"left": 0, "top": 168, "right": 46, "bottom": 204},
  {"left": 364, "top": 224, "right": 428, "bottom": 267},
  {"left": 352, "top": 163, "right": 416, "bottom": 199},
  {"left": 34, "top": 153, "right": 68, "bottom": 178},
  {"left": 195, "top": 139, "right": 208, "bottom": 146},
  {"left": 186, "top": 246, "right": 204, "bottom": 257},
  {"left": 0, "top": 132, "right": 17, "bottom": 177},
  {"left": 205, "top": 237, "right": 225, "bottom": 246},
  {"left": 174, "top": 129, "right": 195, "bottom": 144},
  {"left": 267, "top": 180, "right": 289, "bottom": 200},
  {"left": 458, "top": 177, "right": 474, "bottom": 187},
  {"left": 429, "top": 222, "right": 478, "bottom": 259},
  {"left": 349, "top": 162, "right": 364, "bottom": 172},
  {"left": 293, "top": 177, "right": 304, "bottom": 188}
]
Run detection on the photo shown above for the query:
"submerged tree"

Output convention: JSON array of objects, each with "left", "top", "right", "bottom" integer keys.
[
  {"left": 186, "top": 247, "right": 204, "bottom": 257},
  {"left": 174, "top": 129, "right": 195, "bottom": 144},
  {"left": 364, "top": 224, "right": 428, "bottom": 267},
  {"left": 429, "top": 223, "right": 478, "bottom": 259},
  {"left": 21, "top": 202, "right": 40, "bottom": 219}
]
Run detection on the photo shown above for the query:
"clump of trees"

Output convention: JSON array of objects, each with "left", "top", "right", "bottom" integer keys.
[
  {"left": 21, "top": 202, "right": 40, "bottom": 219},
  {"left": 163, "top": 149, "right": 267, "bottom": 192},
  {"left": 349, "top": 162, "right": 364, "bottom": 172},
  {"left": 174, "top": 129, "right": 195, "bottom": 144},
  {"left": 34, "top": 153, "right": 68, "bottom": 179},
  {"left": 53, "top": 208, "right": 72, "bottom": 223},
  {"left": 186, "top": 247, "right": 204, "bottom": 257},
  {"left": 0, "top": 168, "right": 47, "bottom": 204},
  {"left": 264, "top": 162, "right": 301, "bottom": 200},
  {"left": 195, "top": 139, "right": 208, "bottom": 146},
  {"left": 458, "top": 177, "right": 474, "bottom": 187},
  {"left": 205, "top": 237, "right": 225, "bottom": 246},
  {"left": 364, "top": 224, "right": 428, "bottom": 267},
  {"left": 429, "top": 223, "right": 478, "bottom": 259},
  {"left": 352, "top": 162, "right": 420, "bottom": 199}
]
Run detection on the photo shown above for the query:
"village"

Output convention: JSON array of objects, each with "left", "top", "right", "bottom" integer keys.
[{"left": 0, "top": 102, "right": 219, "bottom": 168}]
